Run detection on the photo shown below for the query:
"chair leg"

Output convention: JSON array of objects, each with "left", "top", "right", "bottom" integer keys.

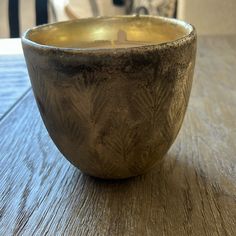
[
  {"left": 8, "top": 0, "right": 20, "bottom": 38},
  {"left": 36, "top": 0, "right": 48, "bottom": 25}
]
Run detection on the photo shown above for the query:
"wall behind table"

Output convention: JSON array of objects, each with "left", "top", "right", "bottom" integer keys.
[{"left": 177, "top": 0, "right": 236, "bottom": 35}]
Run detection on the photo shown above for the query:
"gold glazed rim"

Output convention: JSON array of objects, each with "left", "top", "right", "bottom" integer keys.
[{"left": 22, "top": 15, "right": 196, "bottom": 54}]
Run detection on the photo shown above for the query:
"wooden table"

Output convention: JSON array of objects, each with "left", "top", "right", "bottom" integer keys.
[
  {"left": 0, "top": 39, "right": 30, "bottom": 119},
  {"left": 0, "top": 36, "right": 236, "bottom": 236}
]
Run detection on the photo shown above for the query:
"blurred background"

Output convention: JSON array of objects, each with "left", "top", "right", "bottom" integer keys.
[{"left": 0, "top": 0, "right": 236, "bottom": 38}]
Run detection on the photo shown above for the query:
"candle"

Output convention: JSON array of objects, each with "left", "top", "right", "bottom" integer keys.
[
  {"left": 28, "top": 16, "right": 189, "bottom": 49},
  {"left": 22, "top": 16, "right": 196, "bottom": 179}
]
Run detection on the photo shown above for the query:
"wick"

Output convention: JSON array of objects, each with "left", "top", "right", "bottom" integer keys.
[{"left": 117, "top": 30, "right": 128, "bottom": 44}]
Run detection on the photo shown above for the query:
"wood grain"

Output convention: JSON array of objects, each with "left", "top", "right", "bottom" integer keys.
[
  {"left": 0, "top": 35, "right": 236, "bottom": 235},
  {"left": 0, "top": 55, "right": 30, "bottom": 119}
]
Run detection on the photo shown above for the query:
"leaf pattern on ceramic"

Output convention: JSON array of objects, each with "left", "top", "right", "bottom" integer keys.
[
  {"left": 28, "top": 63, "right": 56, "bottom": 117},
  {"left": 29, "top": 57, "right": 194, "bottom": 179},
  {"left": 165, "top": 61, "right": 194, "bottom": 139},
  {"left": 132, "top": 78, "right": 172, "bottom": 128},
  {"left": 70, "top": 73, "right": 108, "bottom": 126},
  {"left": 103, "top": 115, "right": 139, "bottom": 162}
]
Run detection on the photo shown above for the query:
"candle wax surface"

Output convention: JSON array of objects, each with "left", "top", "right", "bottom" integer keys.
[
  {"left": 63, "top": 30, "right": 154, "bottom": 49},
  {"left": 27, "top": 16, "right": 192, "bottom": 49}
]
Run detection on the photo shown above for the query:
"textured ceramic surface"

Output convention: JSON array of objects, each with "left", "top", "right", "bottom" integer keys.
[{"left": 22, "top": 16, "right": 196, "bottom": 179}]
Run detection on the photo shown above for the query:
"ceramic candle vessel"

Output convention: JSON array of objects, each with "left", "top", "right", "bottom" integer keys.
[{"left": 22, "top": 16, "right": 197, "bottom": 179}]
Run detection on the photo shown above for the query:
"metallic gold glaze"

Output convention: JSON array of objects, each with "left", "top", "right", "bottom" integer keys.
[
  {"left": 22, "top": 16, "right": 196, "bottom": 179},
  {"left": 24, "top": 16, "right": 192, "bottom": 48}
]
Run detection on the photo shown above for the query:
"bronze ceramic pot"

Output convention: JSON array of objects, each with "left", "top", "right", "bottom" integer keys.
[{"left": 22, "top": 16, "right": 196, "bottom": 179}]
